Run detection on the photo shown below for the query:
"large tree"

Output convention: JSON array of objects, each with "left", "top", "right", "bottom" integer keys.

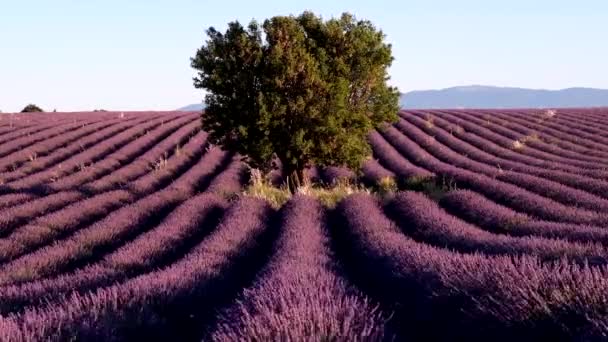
[{"left": 192, "top": 12, "right": 399, "bottom": 187}]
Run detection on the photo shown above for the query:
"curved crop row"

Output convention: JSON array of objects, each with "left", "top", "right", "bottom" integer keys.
[
  {"left": 0, "top": 138, "right": 233, "bottom": 286},
  {"left": 0, "top": 193, "right": 37, "bottom": 211},
  {"left": 415, "top": 109, "right": 608, "bottom": 170},
  {"left": 6, "top": 113, "right": 194, "bottom": 192},
  {"left": 394, "top": 118, "right": 608, "bottom": 212},
  {"left": 446, "top": 109, "right": 608, "bottom": 162},
  {"left": 379, "top": 125, "right": 608, "bottom": 225},
  {"left": 42, "top": 114, "right": 198, "bottom": 192},
  {"left": 0, "top": 191, "right": 84, "bottom": 237},
  {"left": 129, "top": 131, "right": 219, "bottom": 195},
  {"left": 368, "top": 130, "right": 433, "bottom": 182},
  {"left": 485, "top": 109, "right": 608, "bottom": 155},
  {"left": 386, "top": 191, "right": 606, "bottom": 264},
  {"left": 335, "top": 193, "right": 608, "bottom": 340},
  {"left": 210, "top": 195, "right": 388, "bottom": 340},
  {"left": 0, "top": 117, "right": 137, "bottom": 173},
  {"left": 361, "top": 158, "right": 395, "bottom": 185},
  {"left": 440, "top": 190, "right": 608, "bottom": 246},
  {"left": 0, "top": 192, "right": 227, "bottom": 315},
  {"left": 432, "top": 110, "right": 608, "bottom": 168},
  {"left": 0, "top": 197, "right": 274, "bottom": 341},
  {"left": 0, "top": 190, "right": 134, "bottom": 264},
  {"left": 0, "top": 189, "right": 185, "bottom": 285},
  {"left": 405, "top": 111, "right": 608, "bottom": 196},
  {"left": 0, "top": 114, "right": 153, "bottom": 182},
  {"left": 0, "top": 129, "right": 212, "bottom": 269},
  {"left": 81, "top": 120, "right": 203, "bottom": 193},
  {"left": 0, "top": 116, "right": 88, "bottom": 152},
  {"left": 406, "top": 110, "right": 608, "bottom": 179},
  {"left": 0, "top": 117, "right": 110, "bottom": 160}
]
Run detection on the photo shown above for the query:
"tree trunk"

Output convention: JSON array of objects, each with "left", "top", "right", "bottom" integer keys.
[{"left": 286, "top": 168, "right": 306, "bottom": 194}]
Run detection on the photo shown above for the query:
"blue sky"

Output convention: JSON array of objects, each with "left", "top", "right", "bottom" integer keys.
[{"left": 1, "top": 0, "right": 606, "bottom": 112}]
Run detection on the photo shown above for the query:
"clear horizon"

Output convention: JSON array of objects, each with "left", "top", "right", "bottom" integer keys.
[{"left": 1, "top": 0, "right": 606, "bottom": 113}]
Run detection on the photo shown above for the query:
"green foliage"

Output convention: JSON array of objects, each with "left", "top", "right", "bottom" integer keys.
[
  {"left": 192, "top": 11, "right": 399, "bottom": 184},
  {"left": 21, "top": 104, "right": 44, "bottom": 113}
]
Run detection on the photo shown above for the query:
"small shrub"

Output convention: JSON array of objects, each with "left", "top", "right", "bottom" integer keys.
[
  {"left": 545, "top": 109, "right": 557, "bottom": 118},
  {"left": 376, "top": 176, "right": 398, "bottom": 195},
  {"left": 511, "top": 139, "right": 524, "bottom": 150},
  {"left": 21, "top": 104, "right": 44, "bottom": 113},
  {"left": 404, "top": 175, "right": 456, "bottom": 201}
]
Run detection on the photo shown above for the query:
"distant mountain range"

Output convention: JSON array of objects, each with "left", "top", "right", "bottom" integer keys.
[
  {"left": 178, "top": 103, "right": 205, "bottom": 111},
  {"left": 180, "top": 86, "right": 608, "bottom": 111},
  {"left": 400, "top": 86, "right": 608, "bottom": 109}
]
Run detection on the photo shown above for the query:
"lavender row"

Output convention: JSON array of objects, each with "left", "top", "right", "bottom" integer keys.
[
  {"left": 211, "top": 195, "right": 388, "bottom": 340},
  {"left": 0, "top": 117, "right": 131, "bottom": 173},
  {"left": 204, "top": 155, "right": 247, "bottom": 196},
  {"left": 406, "top": 111, "right": 608, "bottom": 179},
  {"left": 453, "top": 108, "right": 608, "bottom": 159},
  {"left": 495, "top": 109, "right": 608, "bottom": 154},
  {"left": 320, "top": 166, "right": 356, "bottom": 185},
  {"left": 440, "top": 190, "right": 608, "bottom": 247},
  {"left": 335, "top": 193, "right": 608, "bottom": 340},
  {"left": 7, "top": 113, "right": 196, "bottom": 192},
  {"left": 0, "top": 193, "right": 37, "bottom": 211},
  {"left": 0, "top": 141, "right": 233, "bottom": 285},
  {"left": 0, "top": 117, "right": 109, "bottom": 160},
  {"left": 0, "top": 116, "right": 83, "bottom": 149},
  {"left": 386, "top": 191, "right": 606, "bottom": 263},
  {"left": 468, "top": 109, "right": 608, "bottom": 155},
  {"left": 0, "top": 189, "right": 186, "bottom": 286},
  {"left": 0, "top": 122, "right": 39, "bottom": 138},
  {"left": 557, "top": 108, "right": 608, "bottom": 128},
  {"left": 368, "top": 130, "right": 434, "bottom": 182},
  {"left": 3, "top": 114, "right": 180, "bottom": 191},
  {"left": 129, "top": 132, "right": 219, "bottom": 195},
  {"left": 417, "top": 110, "right": 608, "bottom": 170},
  {"left": 406, "top": 111, "right": 608, "bottom": 195},
  {"left": 0, "top": 191, "right": 83, "bottom": 237},
  {"left": 434, "top": 110, "right": 608, "bottom": 167},
  {"left": 0, "top": 197, "right": 273, "bottom": 341},
  {"left": 43, "top": 114, "right": 198, "bottom": 192},
  {"left": 0, "top": 130, "right": 208, "bottom": 265},
  {"left": 0, "top": 190, "right": 134, "bottom": 264},
  {"left": 361, "top": 158, "right": 396, "bottom": 185},
  {"left": 392, "top": 121, "right": 608, "bottom": 212},
  {"left": 0, "top": 193, "right": 227, "bottom": 314},
  {"left": 82, "top": 120, "right": 203, "bottom": 193},
  {"left": 401, "top": 114, "right": 608, "bottom": 201},
  {"left": 379, "top": 125, "right": 608, "bottom": 225},
  {"left": 514, "top": 109, "right": 608, "bottom": 140},
  {"left": 0, "top": 114, "right": 153, "bottom": 182}
]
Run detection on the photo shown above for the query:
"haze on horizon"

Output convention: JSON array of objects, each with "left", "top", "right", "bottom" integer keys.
[{"left": 1, "top": 0, "right": 606, "bottom": 112}]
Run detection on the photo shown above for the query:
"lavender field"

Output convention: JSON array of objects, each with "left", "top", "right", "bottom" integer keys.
[{"left": 1, "top": 108, "right": 608, "bottom": 340}]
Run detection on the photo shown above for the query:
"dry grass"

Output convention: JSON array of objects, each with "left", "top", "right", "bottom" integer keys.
[
  {"left": 511, "top": 139, "right": 525, "bottom": 150},
  {"left": 244, "top": 168, "right": 370, "bottom": 208}
]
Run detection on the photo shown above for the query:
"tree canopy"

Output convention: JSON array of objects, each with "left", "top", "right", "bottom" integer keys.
[
  {"left": 191, "top": 11, "right": 399, "bottom": 186},
  {"left": 21, "top": 104, "right": 44, "bottom": 113}
]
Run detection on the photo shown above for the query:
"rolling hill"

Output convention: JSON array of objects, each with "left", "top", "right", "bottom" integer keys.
[
  {"left": 400, "top": 85, "right": 608, "bottom": 109},
  {"left": 184, "top": 86, "right": 608, "bottom": 110}
]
